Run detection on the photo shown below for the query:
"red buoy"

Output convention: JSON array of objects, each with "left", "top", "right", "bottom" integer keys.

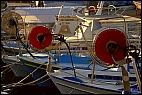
[
  {"left": 28, "top": 26, "right": 52, "bottom": 50},
  {"left": 93, "top": 28, "right": 127, "bottom": 67}
]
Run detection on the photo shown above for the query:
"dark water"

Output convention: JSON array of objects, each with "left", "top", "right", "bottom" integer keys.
[{"left": 1, "top": 66, "right": 61, "bottom": 95}]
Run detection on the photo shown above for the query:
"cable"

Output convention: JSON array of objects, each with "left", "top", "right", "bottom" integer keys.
[
  {"left": 11, "top": 18, "right": 35, "bottom": 59},
  {"left": 56, "top": 35, "right": 77, "bottom": 77}
]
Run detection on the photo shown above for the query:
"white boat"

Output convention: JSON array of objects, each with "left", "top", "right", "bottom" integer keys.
[
  {"left": 48, "top": 68, "right": 139, "bottom": 94},
  {"left": 1, "top": 1, "right": 141, "bottom": 93},
  {"left": 46, "top": 13, "right": 141, "bottom": 94},
  {"left": 17, "top": 52, "right": 92, "bottom": 70}
]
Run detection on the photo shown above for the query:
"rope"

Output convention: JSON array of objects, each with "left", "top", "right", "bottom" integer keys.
[
  {"left": 1, "top": 67, "right": 11, "bottom": 76},
  {"left": 111, "top": 55, "right": 130, "bottom": 93},
  {"left": 131, "top": 58, "right": 141, "bottom": 93},
  {"left": 16, "top": 64, "right": 43, "bottom": 84},
  {"left": 1, "top": 60, "right": 20, "bottom": 69},
  {"left": 3, "top": 72, "right": 50, "bottom": 88}
]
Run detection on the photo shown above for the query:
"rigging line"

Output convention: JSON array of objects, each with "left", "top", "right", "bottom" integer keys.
[
  {"left": 16, "top": 33, "right": 35, "bottom": 58},
  {"left": 11, "top": 18, "right": 35, "bottom": 59},
  {"left": 1, "top": 60, "right": 20, "bottom": 69},
  {"left": 1, "top": 67, "right": 11, "bottom": 75},
  {"left": 63, "top": 41, "right": 77, "bottom": 77},
  {"left": 13, "top": 74, "right": 49, "bottom": 87},
  {"left": 4, "top": 64, "right": 44, "bottom": 88},
  {"left": 15, "top": 64, "right": 43, "bottom": 85},
  {"left": 131, "top": 58, "right": 141, "bottom": 92},
  {"left": 2, "top": 65, "right": 51, "bottom": 88},
  {"left": 56, "top": 35, "right": 76, "bottom": 77},
  {"left": 25, "top": 74, "right": 49, "bottom": 85},
  {"left": 9, "top": 74, "right": 50, "bottom": 88},
  {"left": 32, "top": 78, "right": 50, "bottom": 85},
  {"left": 79, "top": 24, "right": 102, "bottom": 65}
]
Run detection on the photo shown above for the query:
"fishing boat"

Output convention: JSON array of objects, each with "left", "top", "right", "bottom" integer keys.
[
  {"left": 48, "top": 67, "right": 140, "bottom": 94},
  {"left": 48, "top": 37, "right": 141, "bottom": 94},
  {"left": 1, "top": 40, "right": 32, "bottom": 55},
  {"left": 47, "top": 14, "right": 141, "bottom": 94},
  {"left": 1, "top": 0, "right": 104, "bottom": 77},
  {"left": 1, "top": 1, "right": 141, "bottom": 93},
  {"left": 17, "top": 52, "right": 92, "bottom": 74},
  {"left": 2, "top": 55, "right": 30, "bottom": 77},
  {"left": 2, "top": 53, "right": 51, "bottom": 87}
]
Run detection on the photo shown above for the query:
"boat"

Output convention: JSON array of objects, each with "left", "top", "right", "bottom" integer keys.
[
  {"left": 48, "top": 35, "right": 141, "bottom": 94},
  {"left": 1, "top": 1, "right": 141, "bottom": 93},
  {"left": 2, "top": 55, "right": 30, "bottom": 77},
  {"left": 2, "top": 53, "right": 51, "bottom": 87},
  {"left": 48, "top": 67, "right": 140, "bottom": 94},
  {"left": 1, "top": 0, "right": 104, "bottom": 78},
  {"left": 17, "top": 52, "right": 92, "bottom": 74},
  {"left": 1, "top": 40, "right": 32, "bottom": 55},
  {"left": 46, "top": 14, "right": 141, "bottom": 94},
  {"left": 2, "top": 51, "right": 92, "bottom": 87}
]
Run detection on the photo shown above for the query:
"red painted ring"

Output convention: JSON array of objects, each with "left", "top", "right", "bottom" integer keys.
[
  {"left": 28, "top": 26, "right": 52, "bottom": 50},
  {"left": 93, "top": 28, "right": 127, "bottom": 67}
]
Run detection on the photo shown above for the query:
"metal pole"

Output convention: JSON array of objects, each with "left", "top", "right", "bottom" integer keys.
[
  {"left": 91, "top": 62, "right": 95, "bottom": 83},
  {"left": 131, "top": 58, "right": 141, "bottom": 93}
]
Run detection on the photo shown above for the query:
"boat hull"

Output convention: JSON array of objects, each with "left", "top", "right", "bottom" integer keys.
[
  {"left": 50, "top": 75, "right": 121, "bottom": 94},
  {"left": 18, "top": 56, "right": 51, "bottom": 87},
  {"left": 2, "top": 56, "right": 32, "bottom": 77}
]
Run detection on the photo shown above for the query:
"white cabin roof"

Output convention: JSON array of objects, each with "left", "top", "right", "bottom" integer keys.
[{"left": 14, "top": 6, "right": 85, "bottom": 23}]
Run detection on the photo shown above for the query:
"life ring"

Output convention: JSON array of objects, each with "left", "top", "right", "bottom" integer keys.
[
  {"left": 28, "top": 26, "right": 52, "bottom": 50},
  {"left": 93, "top": 28, "right": 128, "bottom": 67}
]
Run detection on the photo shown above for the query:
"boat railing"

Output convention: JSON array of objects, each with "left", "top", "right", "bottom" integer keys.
[
  {"left": 93, "top": 15, "right": 141, "bottom": 50},
  {"left": 107, "top": 5, "right": 116, "bottom": 15},
  {"left": 102, "top": 5, "right": 135, "bottom": 16}
]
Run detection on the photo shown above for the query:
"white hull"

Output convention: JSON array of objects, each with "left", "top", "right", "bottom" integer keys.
[
  {"left": 50, "top": 75, "right": 121, "bottom": 94},
  {"left": 48, "top": 62, "right": 139, "bottom": 94}
]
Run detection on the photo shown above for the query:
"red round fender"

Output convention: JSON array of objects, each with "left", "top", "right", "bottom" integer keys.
[
  {"left": 28, "top": 26, "right": 52, "bottom": 50},
  {"left": 93, "top": 28, "right": 127, "bottom": 67}
]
